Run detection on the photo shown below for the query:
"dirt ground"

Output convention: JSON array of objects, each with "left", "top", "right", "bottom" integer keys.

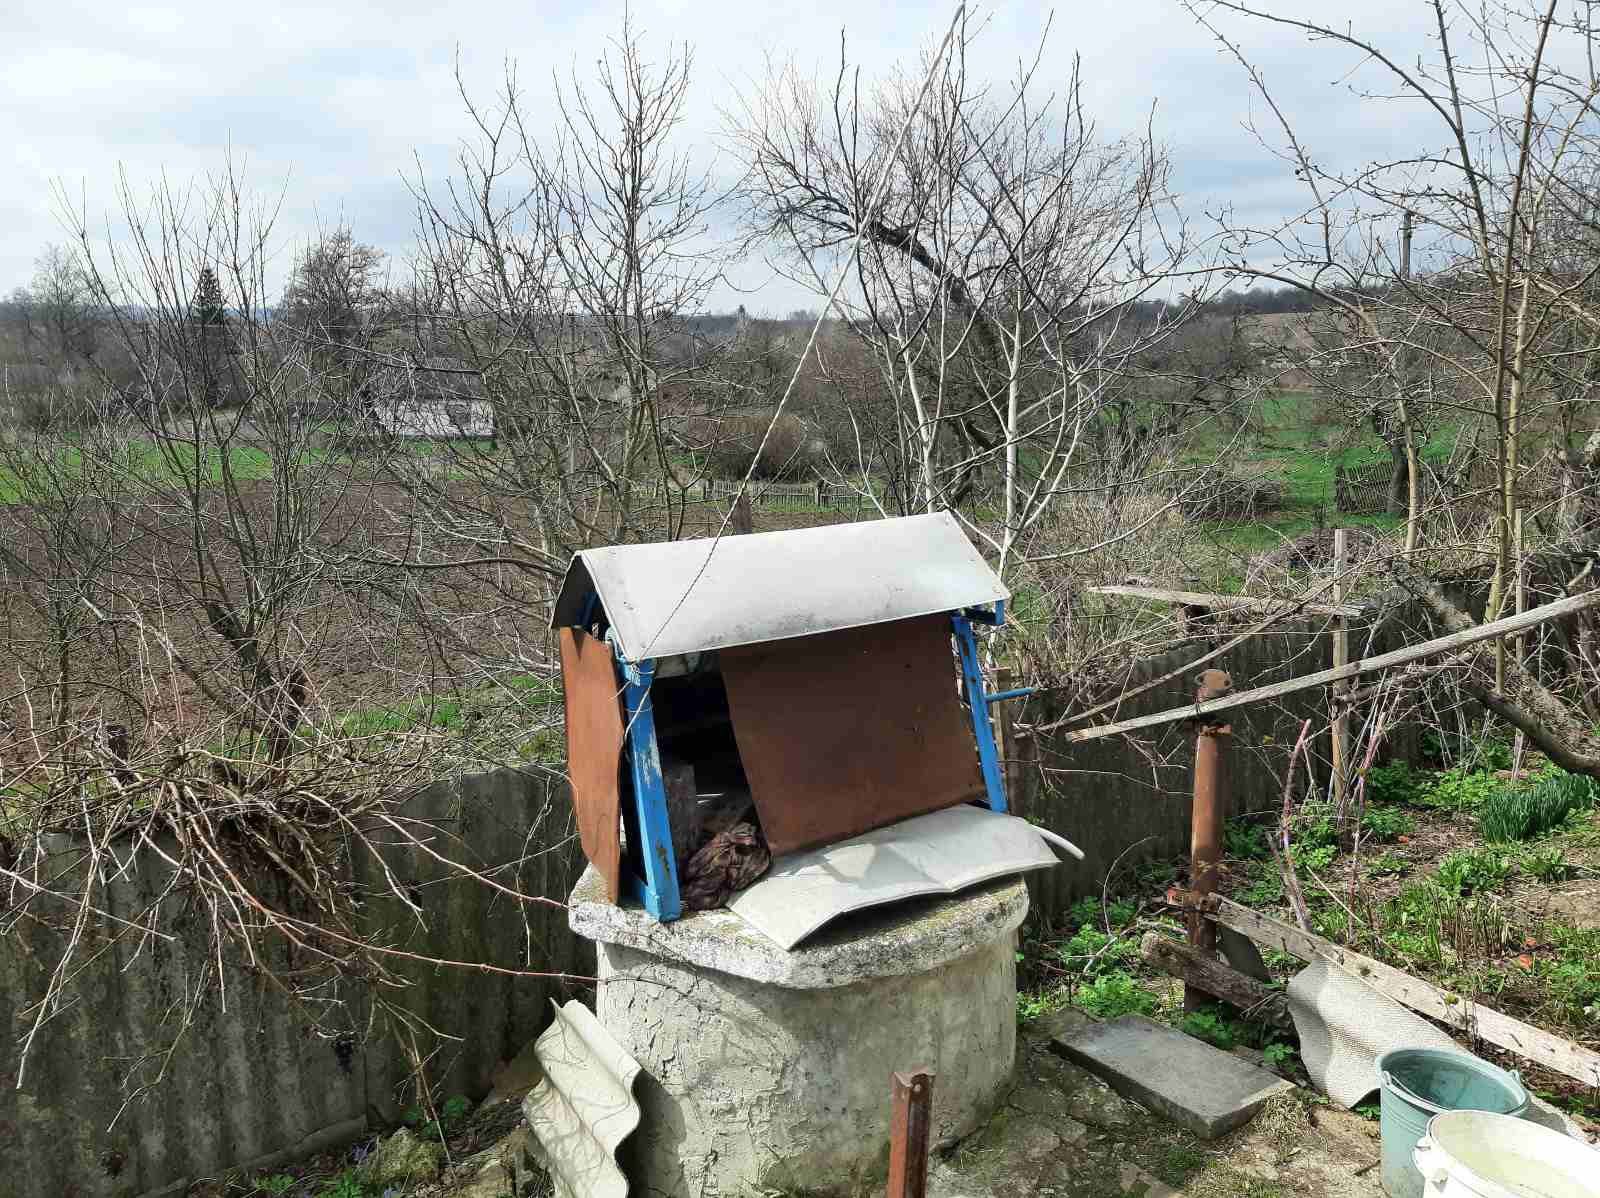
[
  {"left": 411, "top": 1010, "right": 1385, "bottom": 1198},
  {"left": 923, "top": 1011, "right": 1384, "bottom": 1198}
]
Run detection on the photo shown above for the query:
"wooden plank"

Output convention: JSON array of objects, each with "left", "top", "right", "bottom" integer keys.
[
  {"left": 1060, "top": 586, "right": 1600, "bottom": 742},
  {"left": 1204, "top": 895, "right": 1600, "bottom": 1088},
  {"left": 1140, "top": 933, "right": 1290, "bottom": 1029},
  {"left": 1088, "top": 584, "right": 1364, "bottom": 620}
]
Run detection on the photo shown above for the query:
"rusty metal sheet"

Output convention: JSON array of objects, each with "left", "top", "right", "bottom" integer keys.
[
  {"left": 559, "top": 627, "right": 625, "bottom": 902},
  {"left": 550, "top": 511, "right": 1008, "bottom": 662},
  {"left": 719, "top": 614, "right": 984, "bottom": 855}
]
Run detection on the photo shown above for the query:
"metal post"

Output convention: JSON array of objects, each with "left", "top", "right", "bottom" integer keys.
[
  {"left": 1188, "top": 669, "right": 1231, "bottom": 1011},
  {"left": 887, "top": 1068, "right": 935, "bottom": 1198}
]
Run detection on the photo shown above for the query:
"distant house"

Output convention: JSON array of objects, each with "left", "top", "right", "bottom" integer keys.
[
  {"left": 366, "top": 356, "right": 495, "bottom": 442},
  {"left": 371, "top": 397, "right": 495, "bottom": 440}
]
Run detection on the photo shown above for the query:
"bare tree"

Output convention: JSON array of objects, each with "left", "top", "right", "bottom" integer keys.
[
  {"left": 1195, "top": 0, "right": 1600, "bottom": 771},
  {"left": 732, "top": 14, "right": 1227, "bottom": 588},
  {"left": 0, "top": 159, "right": 574, "bottom": 1105},
  {"left": 403, "top": 13, "right": 727, "bottom": 622}
]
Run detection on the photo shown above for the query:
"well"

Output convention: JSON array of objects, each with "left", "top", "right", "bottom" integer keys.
[{"left": 567, "top": 866, "right": 1027, "bottom": 1197}]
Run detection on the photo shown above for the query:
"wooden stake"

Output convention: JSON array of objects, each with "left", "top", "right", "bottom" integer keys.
[
  {"left": 1512, "top": 509, "right": 1527, "bottom": 778},
  {"left": 995, "top": 666, "right": 1019, "bottom": 802},
  {"left": 1331, "top": 528, "right": 1350, "bottom": 810}
]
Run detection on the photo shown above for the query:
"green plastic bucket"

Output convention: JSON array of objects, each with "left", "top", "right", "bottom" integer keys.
[{"left": 1377, "top": 1049, "right": 1529, "bottom": 1198}]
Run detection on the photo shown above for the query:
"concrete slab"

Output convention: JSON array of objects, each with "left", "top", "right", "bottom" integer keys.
[
  {"left": 1050, "top": 1015, "right": 1295, "bottom": 1139},
  {"left": 568, "top": 863, "right": 1029, "bottom": 988}
]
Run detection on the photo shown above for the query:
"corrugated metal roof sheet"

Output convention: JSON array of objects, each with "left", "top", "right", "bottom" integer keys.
[{"left": 551, "top": 510, "right": 1008, "bottom": 662}]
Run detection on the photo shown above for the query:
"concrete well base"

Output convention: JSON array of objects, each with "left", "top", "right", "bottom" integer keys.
[{"left": 567, "top": 868, "right": 1027, "bottom": 1198}]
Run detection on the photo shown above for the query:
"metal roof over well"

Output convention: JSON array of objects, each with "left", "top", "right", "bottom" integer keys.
[{"left": 551, "top": 510, "right": 1009, "bottom": 662}]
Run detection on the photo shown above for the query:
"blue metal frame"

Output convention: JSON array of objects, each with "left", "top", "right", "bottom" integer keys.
[
  {"left": 614, "top": 650, "right": 683, "bottom": 921},
  {"left": 571, "top": 595, "right": 1022, "bottom": 922},
  {"left": 952, "top": 609, "right": 1007, "bottom": 812}
]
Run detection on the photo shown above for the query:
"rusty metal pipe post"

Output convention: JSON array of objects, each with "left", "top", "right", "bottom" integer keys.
[
  {"left": 1187, "top": 670, "right": 1232, "bottom": 1011},
  {"left": 887, "top": 1068, "right": 935, "bottom": 1198}
]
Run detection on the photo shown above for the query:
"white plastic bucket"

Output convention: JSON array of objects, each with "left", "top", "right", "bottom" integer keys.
[{"left": 1413, "top": 1109, "right": 1600, "bottom": 1198}]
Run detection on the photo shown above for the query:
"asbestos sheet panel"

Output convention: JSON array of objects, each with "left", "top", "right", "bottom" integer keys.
[
  {"left": 526, "top": 999, "right": 641, "bottom": 1198},
  {"left": 550, "top": 510, "right": 1008, "bottom": 661},
  {"left": 559, "top": 627, "right": 625, "bottom": 901},
  {"left": 727, "top": 805, "right": 1060, "bottom": 949},
  {"left": 719, "top": 613, "right": 984, "bottom": 856}
]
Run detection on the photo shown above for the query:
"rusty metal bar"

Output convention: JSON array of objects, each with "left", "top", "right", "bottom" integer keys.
[
  {"left": 1187, "top": 670, "right": 1231, "bottom": 1011},
  {"left": 887, "top": 1068, "right": 935, "bottom": 1198}
]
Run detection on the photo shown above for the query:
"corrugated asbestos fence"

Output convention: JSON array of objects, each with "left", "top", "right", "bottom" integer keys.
[
  {"left": 0, "top": 767, "right": 588, "bottom": 1198},
  {"left": 5, "top": 595, "right": 1440, "bottom": 1196},
  {"left": 1007, "top": 595, "right": 1424, "bottom": 929}
]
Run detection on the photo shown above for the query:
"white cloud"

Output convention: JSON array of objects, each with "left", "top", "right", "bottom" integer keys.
[{"left": 1, "top": 0, "right": 1448, "bottom": 310}]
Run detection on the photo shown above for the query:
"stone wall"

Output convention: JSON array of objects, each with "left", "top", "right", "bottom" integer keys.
[{"left": 0, "top": 766, "right": 588, "bottom": 1198}]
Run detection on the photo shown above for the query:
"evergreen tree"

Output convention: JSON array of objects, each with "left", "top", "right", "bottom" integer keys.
[
  {"left": 192, "top": 266, "right": 226, "bottom": 327},
  {"left": 191, "top": 267, "right": 230, "bottom": 407}
]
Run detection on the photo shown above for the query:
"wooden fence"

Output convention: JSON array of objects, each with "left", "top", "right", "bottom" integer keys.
[
  {"left": 1335, "top": 459, "right": 1559, "bottom": 517},
  {"left": 694, "top": 477, "right": 872, "bottom": 514}
]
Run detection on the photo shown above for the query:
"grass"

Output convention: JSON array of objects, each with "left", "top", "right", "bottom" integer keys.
[{"left": 331, "top": 671, "right": 564, "bottom": 762}]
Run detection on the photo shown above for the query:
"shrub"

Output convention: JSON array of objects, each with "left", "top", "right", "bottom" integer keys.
[
  {"left": 1074, "top": 970, "right": 1158, "bottom": 1019},
  {"left": 1479, "top": 773, "right": 1596, "bottom": 843},
  {"left": 1435, "top": 848, "right": 1509, "bottom": 896},
  {"left": 694, "top": 410, "right": 818, "bottom": 481}
]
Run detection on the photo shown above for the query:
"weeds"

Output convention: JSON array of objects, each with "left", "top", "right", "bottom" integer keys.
[
  {"left": 1074, "top": 971, "right": 1158, "bottom": 1019},
  {"left": 1366, "top": 851, "right": 1409, "bottom": 877},
  {"left": 1057, "top": 925, "right": 1139, "bottom": 976},
  {"left": 1180, "top": 1009, "right": 1242, "bottom": 1049},
  {"left": 1423, "top": 767, "right": 1505, "bottom": 812},
  {"left": 1225, "top": 819, "right": 1270, "bottom": 860},
  {"left": 1263, "top": 1042, "right": 1299, "bottom": 1071},
  {"left": 1365, "top": 761, "right": 1424, "bottom": 807},
  {"left": 1360, "top": 805, "right": 1414, "bottom": 842},
  {"left": 316, "top": 1172, "right": 368, "bottom": 1198},
  {"left": 1066, "top": 895, "right": 1137, "bottom": 930},
  {"left": 1435, "top": 849, "right": 1509, "bottom": 896},
  {"left": 403, "top": 1094, "right": 472, "bottom": 1142},
  {"left": 1520, "top": 846, "right": 1572, "bottom": 881}
]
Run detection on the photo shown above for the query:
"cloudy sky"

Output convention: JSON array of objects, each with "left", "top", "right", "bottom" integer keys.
[{"left": 1, "top": 1, "right": 1447, "bottom": 312}]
